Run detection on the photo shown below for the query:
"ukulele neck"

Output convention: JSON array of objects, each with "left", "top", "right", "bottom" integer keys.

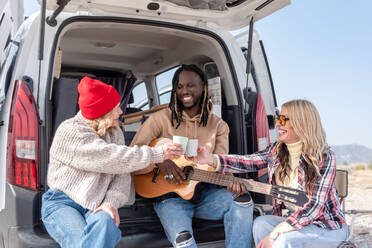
[{"left": 189, "top": 168, "right": 272, "bottom": 195}]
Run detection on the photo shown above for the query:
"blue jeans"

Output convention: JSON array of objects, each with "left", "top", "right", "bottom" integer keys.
[
  {"left": 253, "top": 215, "right": 348, "bottom": 248},
  {"left": 154, "top": 185, "right": 254, "bottom": 248},
  {"left": 41, "top": 189, "right": 121, "bottom": 248}
]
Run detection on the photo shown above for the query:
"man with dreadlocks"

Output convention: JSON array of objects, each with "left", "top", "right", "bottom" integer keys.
[{"left": 131, "top": 64, "right": 254, "bottom": 248}]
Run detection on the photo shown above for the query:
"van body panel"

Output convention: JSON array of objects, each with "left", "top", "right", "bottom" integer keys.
[
  {"left": 41, "top": 0, "right": 290, "bottom": 30},
  {"left": 0, "top": 0, "right": 24, "bottom": 64},
  {"left": 5, "top": 14, "right": 41, "bottom": 104},
  {"left": 0, "top": 4, "right": 12, "bottom": 64}
]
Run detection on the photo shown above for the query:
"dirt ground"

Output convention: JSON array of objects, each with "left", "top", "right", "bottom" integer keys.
[{"left": 338, "top": 165, "right": 372, "bottom": 247}]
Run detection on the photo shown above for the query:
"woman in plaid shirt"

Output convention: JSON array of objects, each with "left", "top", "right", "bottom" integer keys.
[{"left": 191, "top": 99, "right": 348, "bottom": 248}]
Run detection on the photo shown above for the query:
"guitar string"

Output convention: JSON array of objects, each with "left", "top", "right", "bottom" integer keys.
[
  {"left": 185, "top": 168, "right": 305, "bottom": 205},
  {"left": 190, "top": 168, "right": 271, "bottom": 195}
]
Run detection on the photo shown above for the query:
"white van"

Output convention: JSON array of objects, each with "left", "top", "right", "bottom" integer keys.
[{"left": 0, "top": 0, "right": 289, "bottom": 247}]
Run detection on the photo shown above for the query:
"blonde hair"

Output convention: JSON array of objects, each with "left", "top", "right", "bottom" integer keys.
[
  {"left": 275, "top": 99, "right": 329, "bottom": 191},
  {"left": 87, "top": 108, "right": 117, "bottom": 138}
]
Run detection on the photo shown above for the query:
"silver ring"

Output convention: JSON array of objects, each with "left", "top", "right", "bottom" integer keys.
[{"left": 164, "top": 174, "right": 173, "bottom": 180}]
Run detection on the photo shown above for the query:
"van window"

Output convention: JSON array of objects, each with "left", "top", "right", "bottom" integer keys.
[
  {"left": 159, "top": 91, "right": 172, "bottom": 105},
  {"left": 156, "top": 67, "right": 179, "bottom": 105},
  {"left": 132, "top": 82, "right": 149, "bottom": 110}
]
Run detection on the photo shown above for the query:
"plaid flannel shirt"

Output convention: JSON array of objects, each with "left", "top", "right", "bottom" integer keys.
[{"left": 218, "top": 143, "right": 345, "bottom": 230}]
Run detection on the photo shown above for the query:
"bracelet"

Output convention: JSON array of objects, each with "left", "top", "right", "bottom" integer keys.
[
  {"left": 212, "top": 155, "right": 217, "bottom": 168},
  {"left": 269, "top": 231, "right": 280, "bottom": 240}
]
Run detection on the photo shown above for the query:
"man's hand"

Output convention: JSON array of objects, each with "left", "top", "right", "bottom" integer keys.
[
  {"left": 157, "top": 160, "right": 186, "bottom": 184},
  {"left": 162, "top": 142, "right": 184, "bottom": 160},
  {"left": 257, "top": 235, "right": 275, "bottom": 248},
  {"left": 93, "top": 203, "right": 120, "bottom": 226},
  {"left": 227, "top": 182, "right": 247, "bottom": 196}
]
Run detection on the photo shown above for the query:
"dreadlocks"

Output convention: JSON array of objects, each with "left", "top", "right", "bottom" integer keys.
[{"left": 168, "top": 64, "right": 210, "bottom": 128}]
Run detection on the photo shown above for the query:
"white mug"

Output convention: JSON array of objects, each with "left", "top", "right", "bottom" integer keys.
[
  {"left": 186, "top": 139, "right": 198, "bottom": 157},
  {"left": 172, "top": 136, "right": 189, "bottom": 153}
]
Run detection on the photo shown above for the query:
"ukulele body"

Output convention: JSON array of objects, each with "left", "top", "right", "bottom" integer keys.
[
  {"left": 134, "top": 138, "right": 309, "bottom": 207},
  {"left": 134, "top": 156, "right": 212, "bottom": 200}
]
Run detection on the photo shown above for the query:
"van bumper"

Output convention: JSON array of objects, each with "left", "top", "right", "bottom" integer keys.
[
  {"left": 6, "top": 226, "right": 225, "bottom": 248},
  {"left": 7, "top": 226, "right": 58, "bottom": 248}
]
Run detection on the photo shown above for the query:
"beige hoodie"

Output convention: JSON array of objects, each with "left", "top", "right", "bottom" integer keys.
[{"left": 130, "top": 107, "right": 229, "bottom": 174}]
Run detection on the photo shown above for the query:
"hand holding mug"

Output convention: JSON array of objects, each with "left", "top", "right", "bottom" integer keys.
[
  {"left": 162, "top": 142, "right": 184, "bottom": 160},
  {"left": 187, "top": 147, "right": 214, "bottom": 165}
]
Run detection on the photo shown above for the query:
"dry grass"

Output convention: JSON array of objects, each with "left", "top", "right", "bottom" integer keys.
[
  {"left": 338, "top": 163, "right": 372, "bottom": 210},
  {"left": 337, "top": 163, "right": 372, "bottom": 247}
]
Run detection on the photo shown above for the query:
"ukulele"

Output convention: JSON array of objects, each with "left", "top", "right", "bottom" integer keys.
[{"left": 134, "top": 151, "right": 309, "bottom": 207}]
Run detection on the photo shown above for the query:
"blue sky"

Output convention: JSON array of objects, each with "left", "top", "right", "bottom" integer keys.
[
  {"left": 24, "top": 0, "right": 372, "bottom": 149},
  {"left": 253, "top": 0, "right": 372, "bottom": 149}
]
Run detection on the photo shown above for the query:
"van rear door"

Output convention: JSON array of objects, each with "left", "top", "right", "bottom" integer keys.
[
  {"left": 236, "top": 29, "right": 278, "bottom": 147},
  {"left": 40, "top": 0, "right": 290, "bottom": 30},
  {"left": 0, "top": 34, "right": 22, "bottom": 114},
  {"left": 0, "top": 0, "right": 23, "bottom": 65},
  {"left": 0, "top": 0, "right": 24, "bottom": 110}
]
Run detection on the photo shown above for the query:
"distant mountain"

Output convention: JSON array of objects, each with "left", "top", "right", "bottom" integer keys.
[{"left": 331, "top": 144, "right": 372, "bottom": 165}]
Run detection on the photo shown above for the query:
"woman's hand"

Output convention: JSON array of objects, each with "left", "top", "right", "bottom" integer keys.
[
  {"left": 257, "top": 235, "right": 275, "bottom": 248},
  {"left": 157, "top": 160, "right": 186, "bottom": 184},
  {"left": 187, "top": 147, "right": 214, "bottom": 165},
  {"left": 227, "top": 182, "right": 247, "bottom": 196},
  {"left": 162, "top": 142, "right": 184, "bottom": 160},
  {"left": 93, "top": 203, "right": 120, "bottom": 226}
]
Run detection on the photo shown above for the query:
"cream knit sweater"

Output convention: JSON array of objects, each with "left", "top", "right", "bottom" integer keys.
[
  {"left": 271, "top": 141, "right": 303, "bottom": 236},
  {"left": 47, "top": 111, "right": 164, "bottom": 210}
]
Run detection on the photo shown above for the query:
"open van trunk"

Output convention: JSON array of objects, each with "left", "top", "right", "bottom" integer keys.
[
  {"left": 41, "top": 0, "right": 290, "bottom": 30},
  {"left": 0, "top": 1, "right": 285, "bottom": 247},
  {"left": 45, "top": 18, "right": 248, "bottom": 247}
]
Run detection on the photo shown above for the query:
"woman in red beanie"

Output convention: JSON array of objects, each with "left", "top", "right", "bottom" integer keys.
[{"left": 41, "top": 77, "right": 183, "bottom": 248}]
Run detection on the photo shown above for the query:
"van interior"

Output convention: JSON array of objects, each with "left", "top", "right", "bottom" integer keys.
[
  {"left": 50, "top": 20, "right": 250, "bottom": 153},
  {"left": 47, "top": 20, "right": 259, "bottom": 246}
]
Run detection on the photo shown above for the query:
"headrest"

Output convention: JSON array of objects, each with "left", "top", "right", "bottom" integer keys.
[{"left": 128, "top": 92, "right": 134, "bottom": 104}]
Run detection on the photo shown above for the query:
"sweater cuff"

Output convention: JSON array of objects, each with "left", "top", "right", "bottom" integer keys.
[
  {"left": 270, "top": 222, "right": 295, "bottom": 238},
  {"left": 134, "top": 164, "right": 156, "bottom": 175},
  {"left": 217, "top": 155, "right": 225, "bottom": 173},
  {"left": 102, "top": 198, "right": 120, "bottom": 210},
  {"left": 211, "top": 154, "right": 221, "bottom": 172},
  {"left": 152, "top": 146, "right": 164, "bottom": 164}
]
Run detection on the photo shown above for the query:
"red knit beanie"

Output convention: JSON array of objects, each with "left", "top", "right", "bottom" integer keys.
[{"left": 78, "top": 76, "right": 121, "bottom": 119}]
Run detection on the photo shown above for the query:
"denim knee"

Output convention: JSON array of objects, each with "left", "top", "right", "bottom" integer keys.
[
  {"left": 91, "top": 212, "right": 118, "bottom": 231},
  {"left": 82, "top": 211, "right": 121, "bottom": 248},
  {"left": 252, "top": 216, "right": 272, "bottom": 245},
  {"left": 234, "top": 193, "right": 252, "bottom": 204},
  {"left": 253, "top": 215, "right": 267, "bottom": 232},
  {"left": 231, "top": 195, "right": 254, "bottom": 217},
  {"left": 175, "top": 231, "right": 195, "bottom": 248}
]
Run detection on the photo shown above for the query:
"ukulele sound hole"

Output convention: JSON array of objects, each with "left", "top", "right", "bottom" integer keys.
[{"left": 183, "top": 166, "right": 194, "bottom": 180}]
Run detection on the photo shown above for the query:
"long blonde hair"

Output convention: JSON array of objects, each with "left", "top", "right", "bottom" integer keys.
[
  {"left": 87, "top": 108, "right": 117, "bottom": 138},
  {"left": 275, "top": 99, "right": 329, "bottom": 191}
]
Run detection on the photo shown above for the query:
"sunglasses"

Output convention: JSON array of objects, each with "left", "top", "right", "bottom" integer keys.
[{"left": 275, "top": 115, "right": 290, "bottom": 126}]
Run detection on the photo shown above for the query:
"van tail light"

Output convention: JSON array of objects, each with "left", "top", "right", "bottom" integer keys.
[
  {"left": 255, "top": 92, "right": 270, "bottom": 152},
  {"left": 6, "top": 80, "right": 40, "bottom": 191}
]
